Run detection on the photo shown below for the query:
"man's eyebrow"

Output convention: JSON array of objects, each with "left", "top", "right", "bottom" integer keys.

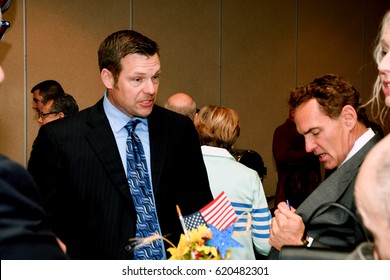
[{"left": 303, "top": 128, "right": 315, "bottom": 135}]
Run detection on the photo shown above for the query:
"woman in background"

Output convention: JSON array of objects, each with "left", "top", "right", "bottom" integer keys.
[
  {"left": 368, "top": 10, "right": 390, "bottom": 124},
  {"left": 194, "top": 105, "right": 271, "bottom": 259}
]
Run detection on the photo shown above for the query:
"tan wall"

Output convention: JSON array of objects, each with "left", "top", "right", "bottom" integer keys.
[{"left": 1, "top": 0, "right": 390, "bottom": 196}]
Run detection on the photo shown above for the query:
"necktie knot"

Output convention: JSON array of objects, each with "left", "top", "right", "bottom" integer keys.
[{"left": 125, "top": 119, "right": 141, "bottom": 134}]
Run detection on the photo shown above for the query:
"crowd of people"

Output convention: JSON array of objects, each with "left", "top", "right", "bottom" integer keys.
[{"left": 1, "top": 0, "right": 390, "bottom": 260}]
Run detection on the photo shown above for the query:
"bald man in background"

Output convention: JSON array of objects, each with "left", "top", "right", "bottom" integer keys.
[{"left": 165, "top": 92, "right": 197, "bottom": 121}]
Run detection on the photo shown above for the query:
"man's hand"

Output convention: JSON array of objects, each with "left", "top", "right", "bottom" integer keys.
[{"left": 269, "top": 202, "right": 306, "bottom": 250}]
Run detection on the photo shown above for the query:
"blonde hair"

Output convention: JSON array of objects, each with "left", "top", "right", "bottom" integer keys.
[
  {"left": 194, "top": 105, "right": 240, "bottom": 149},
  {"left": 366, "top": 10, "right": 390, "bottom": 124}
]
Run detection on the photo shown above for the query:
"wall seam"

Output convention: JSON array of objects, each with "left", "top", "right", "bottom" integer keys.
[
  {"left": 295, "top": 0, "right": 299, "bottom": 87},
  {"left": 218, "top": 0, "right": 222, "bottom": 106},
  {"left": 361, "top": 0, "right": 366, "bottom": 97},
  {"left": 23, "top": 0, "right": 27, "bottom": 166},
  {"left": 130, "top": 0, "right": 133, "bottom": 29}
]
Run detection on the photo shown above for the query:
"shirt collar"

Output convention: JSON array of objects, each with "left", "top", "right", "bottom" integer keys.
[
  {"left": 103, "top": 92, "right": 148, "bottom": 132},
  {"left": 340, "top": 127, "right": 375, "bottom": 166},
  {"left": 201, "top": 145, "right": 235, "bottom": 160}
]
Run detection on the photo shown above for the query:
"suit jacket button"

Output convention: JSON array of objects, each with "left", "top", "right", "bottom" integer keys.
[{"left": 125, "top": 245, "right": 132, "bottom": 251}]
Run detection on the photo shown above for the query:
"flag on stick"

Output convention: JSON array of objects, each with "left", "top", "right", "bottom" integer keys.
[{"left": 182, "top": 191, "right": 237, "bottom": 231}]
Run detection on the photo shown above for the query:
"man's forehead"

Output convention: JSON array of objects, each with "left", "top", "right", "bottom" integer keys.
[
  {"left": 294, "top": 99, "right": 325, "bottom": 132},
  {"left": 33, "top": 91, "right": 44, "bottom": 99}
]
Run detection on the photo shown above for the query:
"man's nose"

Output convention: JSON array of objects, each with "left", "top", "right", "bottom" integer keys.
[{"left": 305, "top": 138, "right": 317, "bottom": 153}]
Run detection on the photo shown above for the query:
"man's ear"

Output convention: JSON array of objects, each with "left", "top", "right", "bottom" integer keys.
[
  {"left": 58, "top": 112, "right": 65, "bottom": 119},
  {"left": 100, "top": 69, "right": 114, "bottom": 89},
  {"left": 341, "top": 105, "right": 358, "bottom": 130}
]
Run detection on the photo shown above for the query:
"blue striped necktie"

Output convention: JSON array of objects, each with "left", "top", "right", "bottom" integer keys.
[{"left": 125, "top": 119, "right": 164, "bottom": 260}]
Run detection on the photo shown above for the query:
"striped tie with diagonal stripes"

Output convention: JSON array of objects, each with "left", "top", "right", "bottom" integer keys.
[{"left": 125, "top": 119, "right": 164, "bottom": 260}]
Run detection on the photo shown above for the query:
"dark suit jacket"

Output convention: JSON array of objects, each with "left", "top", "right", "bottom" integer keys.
[
  {"left": 28, "top": 100, "right": 213, "bottom": 259},
  {"left": 0, "top": 154, "right": 66, "bottom": 259},
  {"left": 268, "top": 133, "right": 381, "bottom": 259}
]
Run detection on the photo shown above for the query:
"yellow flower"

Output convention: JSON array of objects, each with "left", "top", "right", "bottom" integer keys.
[
  {"left": 167, "top": 234, "right": 192, "bottom": 260},
  {"left": 167, "top": 225, "right": 229, "bottom": 260}
]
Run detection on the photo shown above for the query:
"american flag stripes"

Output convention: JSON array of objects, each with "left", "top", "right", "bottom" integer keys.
[{"left": 182, "top": 191, "right": 238, "bottom": 231}]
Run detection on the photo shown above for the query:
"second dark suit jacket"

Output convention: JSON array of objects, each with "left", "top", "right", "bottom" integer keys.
[{"left": 28, "top": 99, "right": 213, "bottom": 259}]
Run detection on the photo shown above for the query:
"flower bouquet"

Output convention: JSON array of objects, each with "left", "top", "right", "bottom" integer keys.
[
  {"left": 167, "top": 224, "right": 228, "bottom": 260},
  {"left": 169, "top": 192, "right": 243, "bottom": 260},
  {"left": 128, "top": 192, "right": 243, "bottom": 260}
]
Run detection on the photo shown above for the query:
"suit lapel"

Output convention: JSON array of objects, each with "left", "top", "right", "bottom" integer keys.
[{"left": 85, "top": 99, "right": 132, "bottom": 202}]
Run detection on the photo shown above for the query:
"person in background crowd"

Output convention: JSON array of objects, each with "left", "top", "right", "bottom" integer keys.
[
  {"left": 28, "top": 29, "right": 213, "bottom": 260},
  {"left": 164, "top": 92, "right": 197, "bottom": 121},
  {"left": 37, "top": 92, "right": 79, "bottom": 125},
  {"left": 31, "top": 79, "right": 65, "bottom": 113},
  {"left": 268, "top": 74, "right": 381, "bottom": 259},
  {"left": 194, "top": 105, "right": 271, "bottom": 259},
  {"left": 273, "top": 106, "right": 322, "bottom": 209},
  {"left": 0, "top": 0, "right": 67, "bottom": 260}
]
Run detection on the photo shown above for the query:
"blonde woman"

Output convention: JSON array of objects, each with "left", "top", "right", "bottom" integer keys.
[
  {"left": 368, "top": 10, "right": 390, "bottom": 124},
  {"left": 194, "top": 105, "right": 271, "bottom": 259}
]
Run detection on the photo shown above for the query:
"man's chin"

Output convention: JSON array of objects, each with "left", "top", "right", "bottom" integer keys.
[
  {"left": 136, "top": 106, "right": 154, "bottom": 118},
  {"left": 325, "top": 163, "right": 337, "bottom": 170}
]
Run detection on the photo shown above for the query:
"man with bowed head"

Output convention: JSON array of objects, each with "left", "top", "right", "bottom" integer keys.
[
  {"left": 268, "top": 74, "right": 381, "bottom": 259},
  {"left": 28, "top": 30, "right": 213, "bottom": 259}
]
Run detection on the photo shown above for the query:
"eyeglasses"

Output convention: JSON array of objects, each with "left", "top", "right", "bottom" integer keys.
[
  {"left": 0, "top": 20, "right": 10, "bottom": 40},
  {"left": 38, "top": 111, "right": 59, "bottom": 119}
]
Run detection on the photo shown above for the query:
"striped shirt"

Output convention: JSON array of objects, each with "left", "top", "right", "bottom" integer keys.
[{"left": 201, "top": 146, "right": 271, "bottom": 259}]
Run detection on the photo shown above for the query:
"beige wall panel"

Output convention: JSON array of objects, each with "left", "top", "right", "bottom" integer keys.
[
  {"left": 132, "top": 0, "right": 220, "bottom": 109},
  {"left": 0, "top": 0, "right": 25, "bottom": 163},
  {"left": 297, "top": 0, "right": 365, "bottom": 87},
  {"left": 221, "top": 0, "right": 297, "bottom": 196},
  {"left": 25, "top": 0, "right": 130, "bottom": 161}
]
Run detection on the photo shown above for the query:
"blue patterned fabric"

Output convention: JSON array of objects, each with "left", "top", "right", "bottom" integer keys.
[{"left": 125, "top": 119, "right": 164, "bottom": 260}]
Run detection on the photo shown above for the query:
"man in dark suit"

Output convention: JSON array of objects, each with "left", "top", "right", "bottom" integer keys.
[
  {"left": 28, "top": 30, "right": 213, "bottom": 259},
  {"left": 268, "top": 74, "right": 381, "bottom": 259},
  {"left": 0, "top": 0, "right": 67, "bottom": 259}
]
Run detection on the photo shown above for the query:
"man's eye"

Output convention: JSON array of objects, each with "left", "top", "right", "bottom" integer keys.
[{"left": 131, "top": 78, "right": 143, "bottom": 86}]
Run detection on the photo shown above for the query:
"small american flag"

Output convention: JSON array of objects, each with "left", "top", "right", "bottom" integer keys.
[{"left": 183, "top": 191, "right": 237, "bottom": 231}]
